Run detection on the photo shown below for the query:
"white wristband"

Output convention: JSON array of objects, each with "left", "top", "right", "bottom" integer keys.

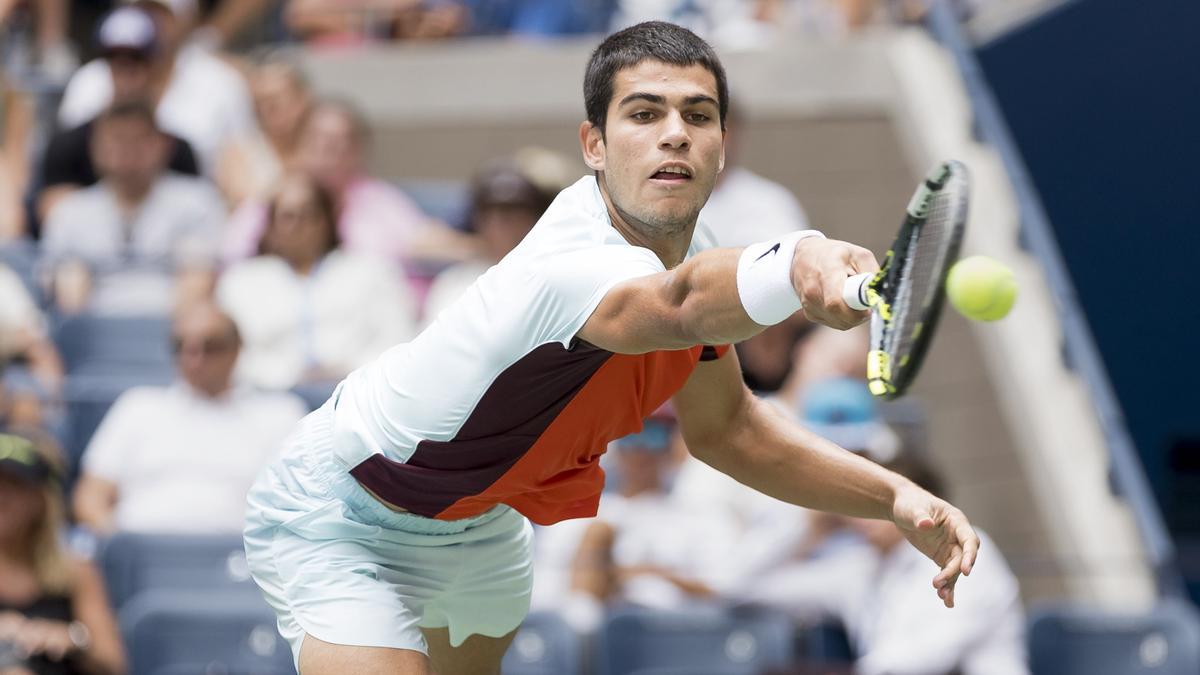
[{"left": 736, "top": 230, "right": 826, "bottom": 326}]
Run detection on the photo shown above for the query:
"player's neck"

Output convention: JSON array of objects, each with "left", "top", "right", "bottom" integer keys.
[{"left": 596, "top": 178, "right": 693, "bottom": 268}]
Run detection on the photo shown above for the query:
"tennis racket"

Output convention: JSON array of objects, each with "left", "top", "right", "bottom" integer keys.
[{"left": 842, "top": 160, "right": 970, "bottom": 399}]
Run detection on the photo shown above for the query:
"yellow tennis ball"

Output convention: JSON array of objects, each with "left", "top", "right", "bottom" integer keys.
[{"left": 946, "top": 256, "right": 1017, "bottom": 321}]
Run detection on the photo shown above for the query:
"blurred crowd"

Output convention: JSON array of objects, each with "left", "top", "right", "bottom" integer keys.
[{"left": 0, "top": 2, "right": 1025, "bottom": 674}]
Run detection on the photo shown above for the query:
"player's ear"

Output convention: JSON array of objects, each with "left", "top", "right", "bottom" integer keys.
[{"left": 580, "top": 121, "right": 606, "bottom": 171}]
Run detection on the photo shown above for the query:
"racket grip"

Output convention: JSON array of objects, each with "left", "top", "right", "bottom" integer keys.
[{"left": 843, "top": 273, "right": 873, "bottom": 311}]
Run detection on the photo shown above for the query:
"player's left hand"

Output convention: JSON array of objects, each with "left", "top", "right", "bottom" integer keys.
[{"left": 891, "top": 483, "right": 980, "bottom": 608}]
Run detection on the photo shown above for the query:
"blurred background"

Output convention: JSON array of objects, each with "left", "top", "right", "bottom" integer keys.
[{"left": 1, "top": 0, "right": 1198, "bottom": 673}]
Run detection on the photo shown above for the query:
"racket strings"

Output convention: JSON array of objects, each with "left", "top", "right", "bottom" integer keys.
[{"left": 886, "top": 186, "right": 964, "bottom": 368}]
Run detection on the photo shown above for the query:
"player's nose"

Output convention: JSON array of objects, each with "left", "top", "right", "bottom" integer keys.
[{"left": 658, "top": 111, "right": 690, "bottom": 150}]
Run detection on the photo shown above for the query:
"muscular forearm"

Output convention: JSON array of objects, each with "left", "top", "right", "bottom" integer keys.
[{"left": 689, "top": 396, "right": 904, "bottom": 521}]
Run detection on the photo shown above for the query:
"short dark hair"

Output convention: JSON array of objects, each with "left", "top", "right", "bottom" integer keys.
[
  {"left": 259, "top": 172, "right": 341, "bottom": 257},
  {"left": 584, "top": 21, "right": 729, "bottom": 135},
  {"left": 96, "top": 99, "right": 159, "bottom": 131}
]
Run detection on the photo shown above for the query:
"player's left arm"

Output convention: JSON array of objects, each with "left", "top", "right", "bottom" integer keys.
[{"left": 673, "top": 349, "right": 980, "bottom": 608}]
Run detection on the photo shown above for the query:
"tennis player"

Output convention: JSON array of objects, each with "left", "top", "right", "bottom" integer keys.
[{"left": 244, "top": 20, "right": 981, "bottom": 675}]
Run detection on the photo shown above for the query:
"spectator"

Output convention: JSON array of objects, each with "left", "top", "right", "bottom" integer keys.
[
  {"left": 1, "top": 77, "right": 32, "bottom": 241},
  {"left": 216, "top": 172, "right": 418, "bottom": 390},
  {"left": 57, "top": 0, "right": 257, "bottom": 174},
  {"left": 41, "top": 101, "right": 224, "bottom": 317},
  {"left": 71, "top": 303, "right": 306, "bottom": 535},
  {"left": 0, "top": 146, "right": 22, "bottom": 242},
  {"left": 222, "top": 98, "right": 474, "bottom": 272},
  {"left": 0, "top": 0, "right": 77, "bottom": 81},
  {"left": 285, "top": 0, "right": 468, "bottom": 45},
  {"left": 36, "top": 6, "right": 201, "bottom": 226},
  {"left": 568, "top": 413, "right": 736, "bottom": 621},
  {"left": 740, "top": 455, "right": 1029, "bottom": 675},
  {"left": 215, "top": 57, "right": 312, "bottom": 206},
  {"left": 422, "top": 148, "right": 568, "bottom": 324},
  {"left": 672, "top": 377, "right": 898, "bottom": 594},
  {"left": 0, "top": 430, "right": 126, "bottom": 675},
  {"left": 698, "top": 101, "right": 809, "bottom": 249},
  {"left": 0, "top": 263, "right": 63, "bottom": 427},
  {"left": 779, "top": 323, "right": 869, "bottom": 408}
]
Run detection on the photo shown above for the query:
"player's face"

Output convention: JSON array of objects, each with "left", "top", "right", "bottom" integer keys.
[{"left": 582, "top": 60, "right": 725, "bottom": 237}]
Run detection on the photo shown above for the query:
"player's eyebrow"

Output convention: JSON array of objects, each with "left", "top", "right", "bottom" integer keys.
[
  {"left": 618, "top": 92, "right": 666, "bottom": 108},
  {"left": 618, "top": 93, "right": 719, "bottom": 109}
]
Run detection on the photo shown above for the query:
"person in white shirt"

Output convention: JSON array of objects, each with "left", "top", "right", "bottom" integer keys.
[
  {"left": 71, "top": 302, "right": 306, "bottom": 535},
  {"left": 569, "top": 412, "right": 737, "bottom": 616},
  {"left": 216, "top": 172, "right": 418, "bottom": 390},
  {"left": 56, "top": 0, "right": 256, "bottom": 174},
  {"left": 739, "top": 456, "right": 1030, "bottom": 675},
  {"left": 698, "top": 101, "right": 809, "bottom": 251},
  {"left": 421, "top": 150, "right": 567, "bottom": 326},
  {"left": 41, "top": 101, "right": 225, "bottom": 317}
]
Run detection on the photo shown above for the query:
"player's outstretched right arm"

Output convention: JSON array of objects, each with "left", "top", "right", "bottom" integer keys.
[{"left": 578, "top": 234, "right": 878, "bottom": 354}]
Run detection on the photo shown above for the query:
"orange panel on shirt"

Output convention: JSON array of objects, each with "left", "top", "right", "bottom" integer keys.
[{"left": 436, "top": 345, "right": 710, "bottom": 524}]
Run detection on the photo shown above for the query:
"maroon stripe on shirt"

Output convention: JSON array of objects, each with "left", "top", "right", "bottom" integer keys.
[{"left": 349, "top": 340, "right": 612, "bottom": 517}]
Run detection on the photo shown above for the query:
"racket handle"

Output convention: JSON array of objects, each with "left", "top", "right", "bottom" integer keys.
[{"left": 843, "top": 273, "right": 873, "bottom": 311}]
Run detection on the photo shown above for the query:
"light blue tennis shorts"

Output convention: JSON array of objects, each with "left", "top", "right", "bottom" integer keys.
[{"left": 243, "top": 399, "right": 535, "bottom": 667}]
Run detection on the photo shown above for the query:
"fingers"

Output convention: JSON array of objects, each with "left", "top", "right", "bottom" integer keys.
[
  {"left": 960, "top": 523, "right": 981, "bottom": 575},
  {"left": 793, "top": 238, "right": 874, "bottom": 330},
  {"left": 849, "top": 245, "right": 881, "bottom": 275},
  {"left": 933, "top": 548, "right": 963, "bottom": 609}
]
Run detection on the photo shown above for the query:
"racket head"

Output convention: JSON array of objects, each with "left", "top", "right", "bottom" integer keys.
[{"left": 864, "top": 160, "right": 970, "bottom": 399}]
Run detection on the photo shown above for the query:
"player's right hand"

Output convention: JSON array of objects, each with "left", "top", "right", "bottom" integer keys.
[{"left": 790, "top": 237, "right": 879, "bottom": 329}]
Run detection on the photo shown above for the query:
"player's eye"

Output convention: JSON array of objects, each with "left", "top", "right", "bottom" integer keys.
[
  {"left": 631, "top": 111, "right": 655, "bottom": 121},
  {"left": 687, "top": 113, "right": 711, "bottom": 123}
]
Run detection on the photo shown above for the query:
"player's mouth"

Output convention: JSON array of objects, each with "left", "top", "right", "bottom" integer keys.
[{"left": 648, "top": 163, "right": 693, "bottom": 185}]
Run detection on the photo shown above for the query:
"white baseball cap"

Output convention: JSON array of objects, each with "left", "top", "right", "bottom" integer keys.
[{"left": 97, "top": 6, "right": 158, "bottom": 54}]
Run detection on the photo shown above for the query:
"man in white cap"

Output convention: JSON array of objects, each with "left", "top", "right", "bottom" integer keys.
[
  {"left": 35, "top": 5, "right": 201, "bottom": 227},
  {"left": 56, "top": 0, "right": 256, "bottom": 174}
]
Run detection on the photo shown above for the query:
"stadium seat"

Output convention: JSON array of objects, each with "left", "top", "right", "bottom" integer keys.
[
  {"left": 99, "top": 532, "right": 255, "bottom": 610},
  {"left": 120, "top": 589, "right": 293, "bottom": 675},
  {"left": 394, "top": 179, "right": 470, "bottom": 230},
  {"left": 289, "top": 380, "right": 338, "bottom": 412},
  {"left": 1028, "top": 600, "right": 1200, "bottom": 675},
  {"left": 0, "top": 239, "right": 42, "bottom": 302},
  {"left": 626, "top": 669, "right": 758, "bottom": 675},
  {"left": 500, "top": 610, "right": 582, "bottom": 675},
  {"left": 595, "top": 607, "right": 795, "bottom": 675},
  {"left": 53, "top": 314, "right": 173, "bottom": 378}
]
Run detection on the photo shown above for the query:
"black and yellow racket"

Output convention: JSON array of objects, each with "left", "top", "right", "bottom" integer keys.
[{"left": 842, "top": 160, "right": 970, "bottom": 399}]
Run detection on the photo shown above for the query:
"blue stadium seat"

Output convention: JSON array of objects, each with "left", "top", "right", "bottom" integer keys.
[
  {"left": 119, "top": 589, "right": 294, "bottom": 675},
  {"left": 1028, "top": 600, "right": 1200, "bottom": 675},
  {"left": 289, "top": 380, "right": 338, "bottom": 412},
  {"left": 53, "top": 314, "right": 173, "bottom": 378},
  {"left": 0, "top": 239, "right": 42, "bottom": 303},
  {"left": 596, "top": 607, "right": 795, "bottom": 675},
  {"left": 627, "top": 669, "right": 755, "bottom": 675},
  {"left": 394, "top": 179, "right": 470, "bottom": 230},
  {"left": 99, "top": 532, "right": 255, "bottom": 610},
  {"left": 501, "top": 610, "right": 582, "bottom": 675}
]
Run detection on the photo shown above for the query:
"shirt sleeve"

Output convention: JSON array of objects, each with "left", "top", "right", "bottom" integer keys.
[
  {"left": 533, "top": 243, "right": 665, "bottom": 347},
  {"left": 81, "top": 391, "right": 142, "bottom": 482},
  {"left": 57, "top": 61, "right": 112, "bottom": 129}
]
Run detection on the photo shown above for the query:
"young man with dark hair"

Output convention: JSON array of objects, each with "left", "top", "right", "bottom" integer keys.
[{"left": 244, "top": 21, "right": 981, "bottom": 675}]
